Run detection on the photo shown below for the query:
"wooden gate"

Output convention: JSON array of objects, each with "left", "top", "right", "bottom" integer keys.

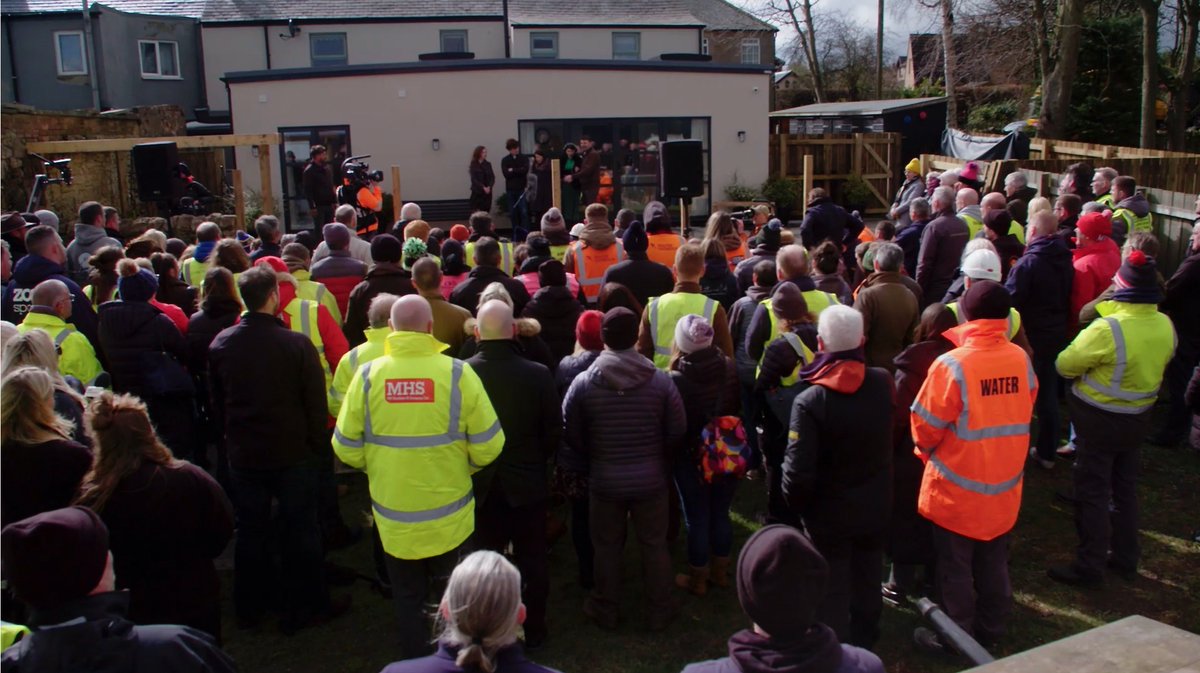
[{"left": 770, "top": 133, "right": 902, "bottom": 215}]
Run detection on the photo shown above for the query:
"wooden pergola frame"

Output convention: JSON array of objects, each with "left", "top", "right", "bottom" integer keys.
[{"left": 26, "top": 133, "right": 281, "bottom": 226}]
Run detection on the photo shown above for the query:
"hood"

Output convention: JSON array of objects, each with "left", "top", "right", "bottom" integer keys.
[
  {"left": 1117, "top": 192, "right": 1150, "bottom": 217},
  {"left": 72, "top": 223, "right": 109, "bottom": 247},
  {"left": 719, "top": 231, "right": 743, "bottom": 252},
  {"left": 1025, "top": 234, "right": 1073, "bottom": 266},
  {"left": 746, "top": 284, "right": 772, "bottom": 303},
  {"left": 591, "top": 348, "right": 657, "bottom": 390},
  {"left": 530, "top": 286, "right": 581, "bottom": 317},
  {"left": 192, "top": 240, "right": 216, "bottom": 263},
  {"left": 462, "top": 316, "right": 542, "bottom": 337},
  {"left": 944, "top": 318, "right": 1011, "bottom": 347},
  {"left": 579, "top": 221, "right": 617, "bottom": 249},
  {"left": 674, "top": 346, "right": 727, "bottom": 382},
  {"left": 958, "top": 205, "right": 982, "bottom": 221},
  {"left": 798, "top": 348, "right": 866, "bottom": 394},
  {"left": 12, "top": 253, "right": 66, "bottom": 286},
  {"left": 728, "top": 627, "right": 843, "bottom": 673},
  {"left": 1073, "top": 237, "right": 1119, "bottom": 262},
  {"left": 365, "top": 262, "right": 410, "bottom": 279}
]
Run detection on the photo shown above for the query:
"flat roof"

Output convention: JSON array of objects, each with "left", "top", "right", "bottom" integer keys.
[
  {"left": 223, "top": 58, "right": 773, "bottom": 84},
  {"left": 770, "top": 97, "right": 947, "bottom": 117}
]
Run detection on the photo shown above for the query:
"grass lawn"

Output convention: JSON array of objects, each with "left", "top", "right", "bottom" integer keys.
[{"left": 222, "top": 406, "right": 1200, "bottom": 673}]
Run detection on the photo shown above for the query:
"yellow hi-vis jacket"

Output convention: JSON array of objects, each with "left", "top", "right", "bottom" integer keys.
[
  {"left": 1056, "top": 300, "right": 1176, "bottom": 415},
  {"left": 17, "top": 312, "right": 105, "bottom": 386},
  {"left": 292, "top": 268, "right": 343, "bottom": 325},
  {"left": 333, "top": 330, "right": 504, "bottom": 559},
  {"left": 465, "top": 240, "right": 515, "bottom": 276},
  {"left": 755, "top": 289, "right": 836, "bottom": 375},
  {"left": 283, "top": 298, "right": 334, "bottom": 399},
  {"left": 180, "top": 256, "right": 203, "bottom": 288},
  {"left": 646, "top": 292, "right": 717, "bottom": 369},
  {"left": 328, "top": 326, "right": 388, "bottom": 417}
]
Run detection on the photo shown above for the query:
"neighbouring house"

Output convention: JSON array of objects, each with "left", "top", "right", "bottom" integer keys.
[{"left": 903, "top": 33, "right": 942, "bottom": 90}]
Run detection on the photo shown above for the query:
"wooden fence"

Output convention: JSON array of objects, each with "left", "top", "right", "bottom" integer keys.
[
  {"left": 920, "top": 153, "right": 1197, "bottom": 276},
  {"left": 770, "top": 133, "right": 903, "bottom": 215}
]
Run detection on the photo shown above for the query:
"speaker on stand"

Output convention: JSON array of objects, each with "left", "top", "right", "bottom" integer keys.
[
  {"left": 132, "top": 141, "right": 181, "bottom": 231},
  {"left": 658, "top": 140, "right": 705, "bottom": 236}
]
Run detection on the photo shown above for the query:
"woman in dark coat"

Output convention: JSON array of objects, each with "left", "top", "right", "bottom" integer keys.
[
  {"left": 560, "top": 144, "right": 582, "bottom": 225},
  {"left": 98, "top": 259, "right": 194, "bottom": 461},
  {"left": 152, "top": 252, "right": 198, "bottom": 317},
  {"left": 522, "top": 260, "right": 584, "bottom": 363},
  {"left": 699, "top": 239, "right": 742, "bottom": 311},
  {"left": 468, "top": 146, "right": 495, "bottom": 214},
  {"left": 186, "top": 267, "right": 242, "bottom": 476},
  {"left": 530, "top": 149, "right": 553, "bottom": 225},
  {"left": 883, "top": 302, "right": 958, "bottom": 603},
  {"left": 77, "top": 391, "right": 234, "bottom": 642}
]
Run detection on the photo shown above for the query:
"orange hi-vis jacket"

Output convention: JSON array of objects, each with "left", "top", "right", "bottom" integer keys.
[
  {"left": 910, "top": 318, "right": 1037, "bottom": 541},
  {"left": 646, "top": 232, "right": 685, "bottom": 268},
  {"left": 566, "top": 239, "right": 626, "bottom": 303}
]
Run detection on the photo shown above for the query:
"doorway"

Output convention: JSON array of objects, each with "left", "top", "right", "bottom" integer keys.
[{"left": 279, "top": 126, "right": 351, "bottom": 231}]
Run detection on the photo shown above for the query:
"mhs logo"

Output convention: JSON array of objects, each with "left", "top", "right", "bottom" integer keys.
[{"left": 385, "top": 378, "right": 435, "bottom": 403}]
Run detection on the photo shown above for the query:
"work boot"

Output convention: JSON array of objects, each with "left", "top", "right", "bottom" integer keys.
[
  {"left": 710, "top": 556, "right": 731, "bottom": 589},
  {"left": 675, "top": 564, "right": 710, "bottom": 596},
  {"left": 1046, "top": 563, "right": 1103, "bottom": 588}
]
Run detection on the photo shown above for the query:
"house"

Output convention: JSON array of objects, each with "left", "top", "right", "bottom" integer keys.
[
  {"left": 1, "top": 1, "right": 205, "bottom": 117},
  {"left": 774, "top": 70, "right": 801, "bottom": 92},
  {"left": 684, "top": 0, "right": 777, "bottom": 67},
  {"left": 903, "top": 33, "right": 943, "bottom": 89}
]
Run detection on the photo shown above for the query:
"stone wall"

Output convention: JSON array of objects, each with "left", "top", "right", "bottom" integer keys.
[{"left": 1, "top": 104, "right": 187, "bottom": 230}]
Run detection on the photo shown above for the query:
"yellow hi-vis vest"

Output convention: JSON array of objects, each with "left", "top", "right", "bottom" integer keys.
[
  {"left": 180, "top": 256, "right": 203, "bottom": 288},
  {"left": 465, "top": 240, "right": 515, "bottom": 276},
  {"left": 332, "top": 330, "right": 504, "bottom": 559},
  {"left": 284, "top": 298, "right": 334, "bottom": 398},
  {"left": 778, "top": 332, "right": 812, "bottom": 387},
  {"left": 960, "top": 212, "right": 983, "bottom": 239},
  {"left": 646, "top": 292, "right": 717, "bottom": 369},
  {"left": 1112, "top": 207, "right": 1153, "bottom": 236},
  {"left": 17, "top": 312, "right": 105, "bottom": 386},
  {"left": 756, "top": 288, "right": 838, "bottom": 372},
  {"left": 1056, "top": 300, "right": 1176, "bottom": 414},
  {"left": 1008, "top": 220, "right": 1026, "bottom": 245},
  {"left": 328, "top": 326, "right": 388, "bottom": 417},
  {"left": 946, "top": 302, "right": 1022, "bottom": 340},
  {"left": 1097, "top": 193, "right": 1116, "bottom": 209},
  {"left": 549, "top": 244, "right": 570, "bottom": 263},
  {"left": 293, "top": 269, "right": 343, "bottom": 325},
  {"left": 1, "top": 621, "right": 29, "bottom": 651}
]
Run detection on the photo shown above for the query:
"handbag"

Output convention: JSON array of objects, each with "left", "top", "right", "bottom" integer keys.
[
  {"left": 696, "top": 373, "right": 750, "bottom": 484},
  {"left": 139, "top": 316, "right": 193, "bottom": 397}
]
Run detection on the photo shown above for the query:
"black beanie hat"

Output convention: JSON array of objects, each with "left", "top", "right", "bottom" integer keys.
[
  {"left": 761, "top": 219, "right": 783, "bottom": 248},
  {"left": 622, "top": 220, "right": 648, "bottom": 254},
  {"left": 984, "top": 209, "right": 1013, "bottom": 238},
  {"left": 538, "top": 259, "right": 567, "bottom": 287},
  {"left": 601, "top": 307, "right": 639, "bottom": 350},
  {"left": 1, "top": 506, "right": 109, "bottom": 609},
  {"left": 371, "top": 234, "right": 403, "bottom": 264},
  {"left": 960, "top": 279, "right": 1012, "bottom": 321},
  {"left": 526, "top": 235, "right": 552, "bottom": 260},
  {"left": 737, "top": 524, "right": 828, "bottom": 640}
]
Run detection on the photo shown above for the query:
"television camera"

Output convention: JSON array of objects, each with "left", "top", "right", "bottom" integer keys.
[{"left": 26, "top": 153, "right": 73, "bottom": 213}]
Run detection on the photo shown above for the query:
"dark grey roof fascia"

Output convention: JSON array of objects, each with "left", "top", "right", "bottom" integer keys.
[{"left": 769, "top": 96, "right": 948, "bottom": 117}]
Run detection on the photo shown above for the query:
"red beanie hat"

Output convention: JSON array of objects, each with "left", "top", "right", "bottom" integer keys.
[
  {"left": 254, "top": 256, "right": 289, "bottom": 274},
  {"left": 1076, "top": 211, "right": 1113, "bottom": 240},
  {"left": 575, "top": 310, "right": 604, "bottom": 351},
  {"left": 450, "top": 224, "right": 470, "bottom": 242}
]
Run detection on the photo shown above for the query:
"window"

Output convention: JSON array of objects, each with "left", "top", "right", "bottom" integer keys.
[
  {"left": 740, "top": 37, "right": 760, "bottom": 64},
  {"left": 440, "top": 29, "right": 468, "bottom": 53},
  {"left": 612, "top": 32, "right": 640, "bottom": 60},
  {"left": 54, "top": 31, "right": 86, "bottom": 76},
  {"left": 701, "top": 37, "right": 709, "bottom": 56},
  {"left": 530, "top": 31, "right": 558, "bottom": 59},
  {"left": 139, "top": 40, "right": 180, "bottom": 78},
  {"left": 310, "top": 33, "right": 348, "bottom": 67}
]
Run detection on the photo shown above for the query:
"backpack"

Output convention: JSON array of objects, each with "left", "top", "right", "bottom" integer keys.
[{"left": 697, "top": 378, "right": 750, "bottom": 483}]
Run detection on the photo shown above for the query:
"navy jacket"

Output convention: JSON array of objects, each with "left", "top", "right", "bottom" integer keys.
[
  {"left": 97, "top": 300, "right": 188, "bottom": 398},
  {"left": 699, "top": 258, "right": 742, "bottom": 310},
  {"left": 682, "top": 627, "right": 885, "bottom": 673},
  {"left": 734, "top": 244, "right": 779, "bottom": 294},
  {"left": 1, "top": 592, "right": 236, "bottom": 673},
  {"left": 602, "top": 254, "right": 675, "bottom": 309},
  {"left": 381, "top": 642, "right": 560, "bottom": 673},
  {"left": 561, "top": 349, "right": 685, "bottom": 500},
  {"left": 1004, "top": 234, "right": 1074, "bottom": 353},
  {"left": 2, "top": 253, "right": 99, "bottom": 347},
  {"left": 799, "top": 198, "right": 862, "bottom": 250},
  {"left": 895, "top": 219, "right": 928, "bottom": 278}
]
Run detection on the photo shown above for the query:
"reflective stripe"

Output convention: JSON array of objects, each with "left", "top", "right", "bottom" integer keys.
[
  {"left": 938, "top": 353, "right": 1032, "bottom": 441},
  {"left": 1080, "top": 318, "right": 1159, "bottom": 402},
  {"left": 348, "top": 348, "right": 359, "bottom": 372},
  {"left": 575, "top": 246, "right": 598, "bottom": 286},
  {"left": 333, "top": 426, "right": 363, "bottom": 448},
  {"left": 779, "top": 332, "right": 811, "bottom": 386},
  {"left": 648, "top": 299, "right": 668, "bottom": 355},
  {"left": 1071, "top": 387, "right": 1153, "bottom": 415},
  {"left": 362, "top": 359, "right": 467, "bottom": 449},
  {"left": 372, "top": 491, "right": 474, "bottom": 524},
  {"left": 929, "top": 454, "right": 1023, "bottom": 495},
  {"left": 54, "top": 329, "right": 72, "bottom": 347},
  {"left": 501, "top": 244, "right": 511, "bottom": 276},
  {"left": 467, "top": 419, "right": 502, "bottom": 444},
  {"left": 315, "top": 284, "right": 327, "bottom": 306},
  {"left": 911, "top": 400, "right": 950, "bottom": 429}
]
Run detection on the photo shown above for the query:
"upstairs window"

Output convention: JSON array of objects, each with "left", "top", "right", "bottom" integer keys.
[
  {"left": 613, "top": 32, "right": 640, "bottom": 60},
  {"left": 530, "top": 31, "right": 558, "bottom": 58},
  {"left": 741, "top": 37, "right": 760, "bottom": 64},
  {"left": 140, "top": 40, "right": 180, "bottom": 78},
  {"left": 55, "top": 31, "right": 87, "bottom": 76},
  {"left": 441, "top": 29, "right": 468, "bottom": 53},
  {"left": 310, "top": 33, "right": 348, "bottom": 67}
]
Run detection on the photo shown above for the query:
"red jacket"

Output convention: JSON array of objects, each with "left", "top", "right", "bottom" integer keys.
[
  {"left": 278, "top": 281, "right": 348, "bottom": 380},
  {"left": 150, "top": 298, "right": 189, "bottom": 335},
  {"left": 310, "top": 252, "right": 367, "bottom": 319},
  {"left": 1070, "top": 238, "right": 1120, "bottom": 324}
]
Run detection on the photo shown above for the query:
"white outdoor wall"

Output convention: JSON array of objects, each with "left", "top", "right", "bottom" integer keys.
[
  {"left": 227, "top": 65, "right": 769, "bottom": 209},
  {"left": 203, "top": 21, "right": 506, "bottom": 110},
  {"left": 510, "top": 27, "right": 700, "bottom": 59}
]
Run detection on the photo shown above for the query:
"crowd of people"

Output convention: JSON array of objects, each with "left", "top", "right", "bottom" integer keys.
[{"left": 0, "top": 154, "right": 1197, "bottom": 673}]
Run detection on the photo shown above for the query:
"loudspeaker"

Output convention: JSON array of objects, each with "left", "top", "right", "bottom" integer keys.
[
  {"left": 132, "top": 141, "right": 179, "bottom": 202},
  {"left": 659, "top": 140, "right": 705, "bottom": 199}
]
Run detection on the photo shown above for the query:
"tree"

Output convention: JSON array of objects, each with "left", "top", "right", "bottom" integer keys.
[
  {"left": 1166, "top": 0, "right": 1200, "bottom": 149},
  {"left": 1038, "top": 0, "right": 1086, "bottom": 138},
  {"left": 1139, "top": 0, "right": 1161, "bottom": 148},
  {"left": 759, "top": 0, "right": 829, "bottom": 101},
  {"left": 938, "top": 0, "right": 959, "bottom": 126},
  {"left": 822, "top": 17, "right": 880, "bottom": 99}
]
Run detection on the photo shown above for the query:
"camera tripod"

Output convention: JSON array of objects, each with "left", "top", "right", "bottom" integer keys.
[{"left": 25, "top": 153, "right": 73, "bottom": 212}]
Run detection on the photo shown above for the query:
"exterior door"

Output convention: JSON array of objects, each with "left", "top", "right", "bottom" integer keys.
[{"left": 279, "top": 126, "right": 351, "bottom": 231}]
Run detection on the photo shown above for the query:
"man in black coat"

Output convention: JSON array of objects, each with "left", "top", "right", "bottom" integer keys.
[
  {"left": 1, "top": 506, "right": 236, "bottom": 672},
  {"left": 783, "top": 305, "right": 893, "bottom": 649},
  {"left": 799, "top": 188, "right": 863, "bottom": 251},
  {"left": 1152, "top": 219, "right": 1200, "bottom": 446},
  {"left": 467, "top": 299, "right": 562, "bottom": 647},
  {"left": 601, "top": 221, "right": 674, "bottom": 309},
  {"left": 302, "top": 145, "right": 336, "bottom": 226},
  {"left": 501, "top": 139, "right": 531, "bottom": 241},
  {"left": 208, "top": 266, "right": 348, "bottom": 632},
  {"left": 449, "top": 237, "right": 531, "bottom": 316}
]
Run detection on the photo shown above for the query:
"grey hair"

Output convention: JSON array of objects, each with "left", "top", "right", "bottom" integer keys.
[
  {"left": 939, "top": 170, "right": 960, "bottom": 186},
  {"left": 932, "top": 186, "right": 956, "bottom": 210},
  {"left": 1004, "top": 171, "right": 1027, "bottom": 188},
  {"left": 438, "top": 551, "right": 523, "bottom": 673},
  {"left": 400, "top": 202, "right": 422, "bottom": 220},
  {"left": 367, "top": 293, "right": 400, "bottom": 328},
  {"left": 817, "top": 305, "right": 863, "bottom": 352},
  {"left": 1095, "top": 167, "right": 1118, "bottom": 181},
  {"left": 1081, "top": 201, "right": 1107, "bottom": 214},
  {"left": 478, "top": 282, "right": 513, "bottom": 309},
  {"left": 775, "top": 244, "right": 810, "bottom": 278},
  {"left": 962, "top": 237, "right": 997, "bottom": 261},
  {"left": 909, "top": 197, "right": 931, "bottom": 219},
  {"left": 872, "top": 243, "right": 904, "bottom": 272}
]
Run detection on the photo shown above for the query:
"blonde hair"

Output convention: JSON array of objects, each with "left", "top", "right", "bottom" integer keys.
[
  {"left": 478, "top": 282, "right": 513, "bottom": 309},
  {"left": 2, "top": 330, "right": 85, "bottom": 408},
  {"left": 674, "top": 242, "right": 705, "bottom": 280},
  {"left": 1027, "top": 196, "right": 1052, "bottom": 218},
  {"left": 585, "top": 203, "right": 608, "bottom": 221},
  {"left": 0, "top": 366, "right": 75, "bottom": 445},
  {"left": 438, "top": 551, "right": 523, "bottom": 673}
]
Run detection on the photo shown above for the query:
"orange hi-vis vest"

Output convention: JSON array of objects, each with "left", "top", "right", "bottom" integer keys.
[
  {"left": 646, "top": 232, "right": 684, "bottom": 268},
  {"left": 571, "top": 240, "right": 626, "bottom": 303},
  {"left": 910, "top": 319, "right": 1038, "bottom": 541}
]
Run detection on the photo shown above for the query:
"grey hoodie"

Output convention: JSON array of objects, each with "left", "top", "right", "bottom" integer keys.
[{"left": 65, "top": 223, "right": 121, "bottom": 286}]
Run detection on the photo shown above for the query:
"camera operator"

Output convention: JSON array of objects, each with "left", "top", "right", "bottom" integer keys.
[
  {"left": 337, "top": 157, "right": 384, "bottom": 239},
  {"left": 303, "top": 145, "right": 337, "bottom": 226}
]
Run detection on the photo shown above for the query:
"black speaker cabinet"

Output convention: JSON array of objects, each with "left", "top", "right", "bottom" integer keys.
[
  {"left": 132, "top": 141, "right": 179, "bottom": 202},
  {"left": 659, "top": 140, "right": 704, "bottom": 199}
]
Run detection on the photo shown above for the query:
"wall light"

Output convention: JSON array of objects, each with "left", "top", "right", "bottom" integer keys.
[
  {"left": 432, "top": 139, "right": 440, "bottom": 151},
  {"left": 737, "top": 131, "right": 746, "bottom": 143},
  {"left": 251, "top": 146, "right": 260, "bottom": 158}
]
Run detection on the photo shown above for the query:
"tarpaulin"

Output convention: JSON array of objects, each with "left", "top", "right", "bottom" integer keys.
[{"left": 941, "top": 128, "right": 1031, "bottom": 160}]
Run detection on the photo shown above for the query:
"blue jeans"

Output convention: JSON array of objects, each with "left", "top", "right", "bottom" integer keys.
[
  {"left": 506, "top": 189, "right": 529, "bottom": 242},
  {"left": 1032, "top": 348, "right": 1062, "bottom": 462},
  {"left": 230, "top": 463, "right": 328, "bottom": 620},
  {"left": 674, "top": 460, "right": 738, "bottom": 567}
]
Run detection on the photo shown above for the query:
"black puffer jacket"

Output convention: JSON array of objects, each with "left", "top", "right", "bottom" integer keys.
[
  {"left": 449, "top": 264, "right": 531, "bottom": 316},
  {"left": 186, "top": 300, "right": 240, "bottom": 378},
  {"left": 734, "top": 244, "right": 778, "bottom": 294},
  {"left": 728, "top": 285, "right": 771, "bottom": 387},
  {"left": 98, "top": 300, "right": 188, "bottom": 398},
  {"left": 344, "top": 263, "right": 417, "bottom": 347},
  {"left": 522, "top": 285, "right": 584, "bottom": 363},
  {"left": 600, "top": 256, "right": 675, "bottom": 309},
  {"left": 700, "top": 258, "right": 742, "bottom": 311},
  {"left": 157, "top": 276, "right": 198, "bottom": 317},
  {"left": 556, "top": 349, "right": 599, "bottom": 396},
  {"left": 669, "top": 347, "right": 740, "bottom": 446},
  {"left": 783, "top": 363, "right": 894, "bottom": 538},
  {"left": 561, "top": 349, "right": 685, "bottom": 500}
]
